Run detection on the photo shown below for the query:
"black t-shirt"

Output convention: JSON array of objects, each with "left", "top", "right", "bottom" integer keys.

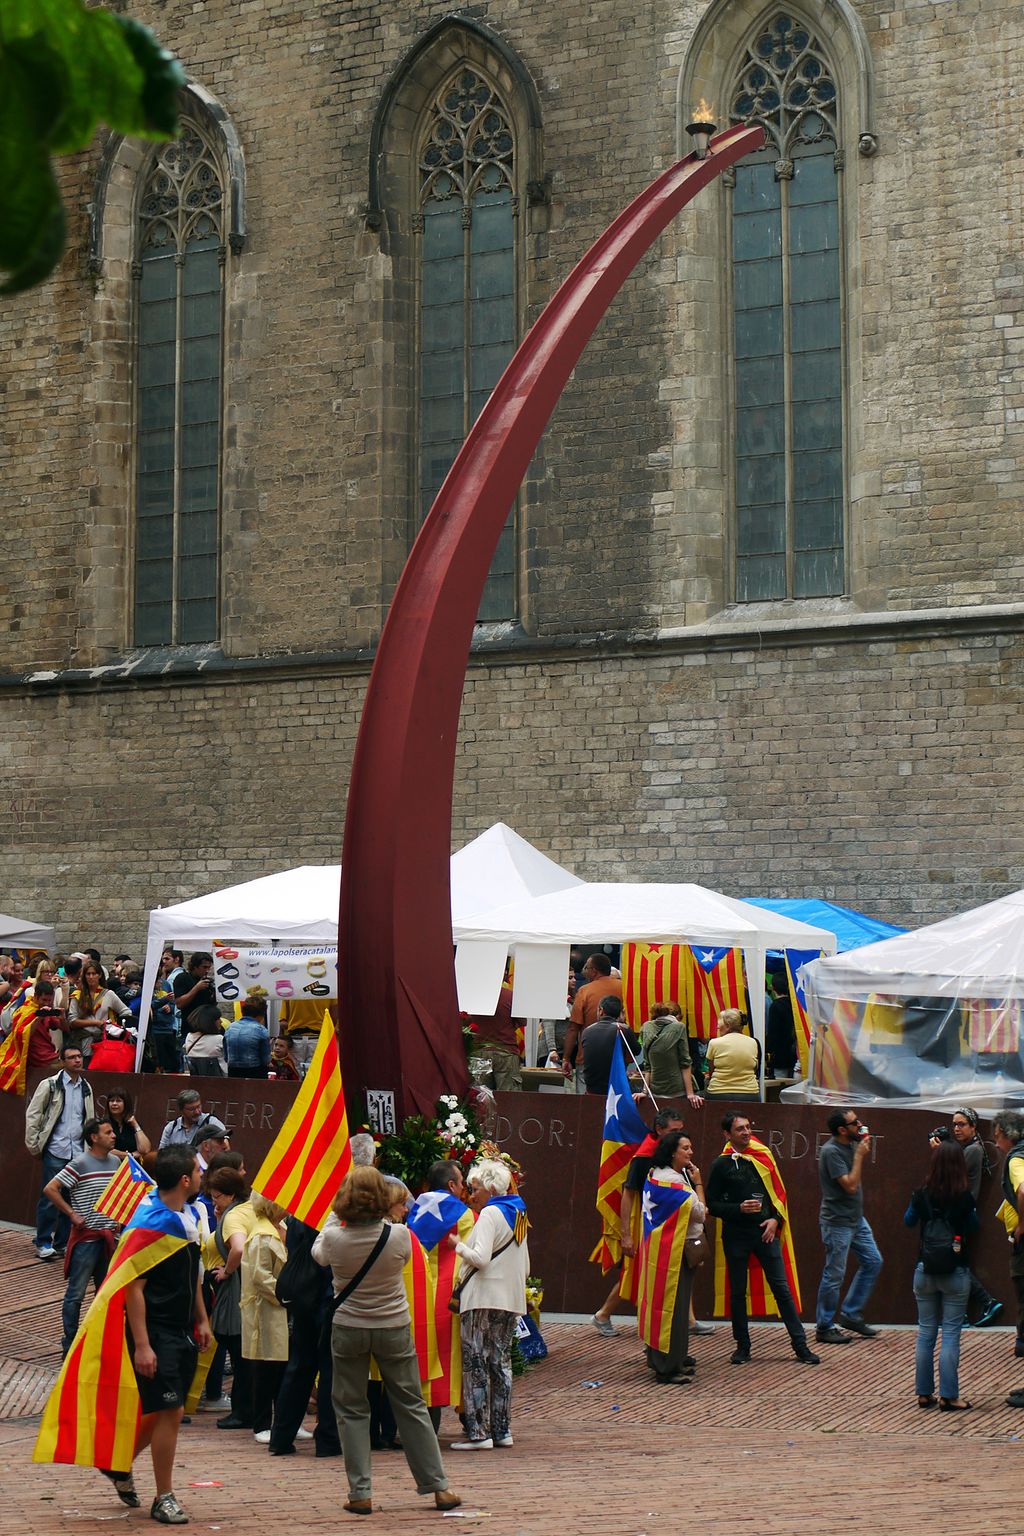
[
  {"left": 173, "top": 969, "right": 214, "bottom": 1029},
  {"left": 112, "top": 1119, "right": 138, "bottom": 1153},
  {"left": 141, "top": 1240, "right": 200, "bottom": 1335},
  {"left": 582, "top": 1022, "right": 640, "bottom": 1095},
  {"left": 625, "top": 1153, "right": 655, "bottom": 1193}
]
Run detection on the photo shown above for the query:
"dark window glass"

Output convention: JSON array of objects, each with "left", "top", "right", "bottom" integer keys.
[
  {"left": 134, "top": 126, "right": 224, "bottom": 644},
  {"left": 418, "top": 70, "right": 517, "bottom": 620},
  {"left": 729, "top": 18, "right": 844, "bottom": 600}
]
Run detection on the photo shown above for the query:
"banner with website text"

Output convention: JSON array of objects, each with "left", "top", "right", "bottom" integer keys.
[{"left": 206, "top": 944, "right": 338, "bottom": 1004}]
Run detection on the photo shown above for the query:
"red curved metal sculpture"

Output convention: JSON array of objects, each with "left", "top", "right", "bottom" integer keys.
[{"left": 339, "top": 125, "right": 763, "bottom": 1117}]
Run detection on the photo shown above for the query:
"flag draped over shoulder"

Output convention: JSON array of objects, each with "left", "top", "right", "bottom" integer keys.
[
  {"left": 591, "top": 1039, "right": 648, "bottom": 1274},
  {"left": 34, "top": 1193, "right": 201, "bottom": 1470},
  {"left": 0, "top": 998, "right": 39, "bottom": 1095},
  {"left": 688, "top": 946, "right": 746, "bottom": 1041},
  {"left": 783, "top": 948, "right": 821, "bottom": 1077},
  {"left": 251, "top": 1011, "right": 351, "bottom": 1228},
  {"left": 712, "top": 1136, "right": 801, "bottom": 1320},
  {"left": 94, "top": 1155, "right": 155, "bottom": 1228},
  {"left": 407, "top": 1194, "right": 477, "bottom": 1407},
  {"left": 621, "top": 944, "right": 688, "bottom": 1031},
  {"left": 637, "top": 1171, "right": 693, "bottom": 1353}
]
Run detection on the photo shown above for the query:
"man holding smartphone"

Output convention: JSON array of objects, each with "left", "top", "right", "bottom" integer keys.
[{"left": 815, "top": 1108, "right": 883, "bottom": 1344}]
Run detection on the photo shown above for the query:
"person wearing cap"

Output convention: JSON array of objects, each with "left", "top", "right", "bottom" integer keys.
[{"left": 579, "top": 997, "right": 640, "bottom": 1096}]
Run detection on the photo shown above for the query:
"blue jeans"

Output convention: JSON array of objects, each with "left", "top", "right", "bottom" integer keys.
[
  {"left": 35, "top": 1150, "right": 71, "bottom": 1251},
  {"left": 913, "top": 1264, "right": 969, "bottom": 1399},
  {"left": 816, "top": 1217, "right": 883, "bottom": 1328},
  {"left": 61, "top": 1238, "right": 111, "bottom": 1353}
]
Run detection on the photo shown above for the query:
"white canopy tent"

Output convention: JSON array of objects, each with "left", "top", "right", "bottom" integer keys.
[
  {"left": 0, "top": 911, "right": 57, "bottom": 951},
  {"left": 453, "top": 882, "right": 837, "bottom": 1084},
  {"left": 136, "top": 823, "right": 580, "bottom": 1062},
  {"left": 797, "top": 888, "right": 1024, "bottom": 1106}
]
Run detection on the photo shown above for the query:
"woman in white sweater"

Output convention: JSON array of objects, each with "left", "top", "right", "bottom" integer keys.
[{"left": 449, "top": 1158, "right": 529, "bottom": 1451}]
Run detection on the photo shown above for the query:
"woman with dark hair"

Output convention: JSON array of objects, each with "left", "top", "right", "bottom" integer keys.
[
  {"left": 184, "top": 1003, "right": 227, "bottom": 1077},
  {"left": 103, "top": 1089, "right": 152, "bottom": 1156},
  {"left": 638, "top": 1130, "right": 706, "bottom": 1384},
  {"left": 67, "top": 961, "right": 132, "bottom": 1061},
  {"left": 904, "top": 1140, "right": 978, "bottom": 1411},
  {"left": 949, "top": 1106, "right": 1002, "bottom": 1326}
]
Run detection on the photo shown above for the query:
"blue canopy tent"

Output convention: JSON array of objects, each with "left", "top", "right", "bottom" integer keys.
[{"left": 744, "top": 898, "right": 906, "bottom": 955}]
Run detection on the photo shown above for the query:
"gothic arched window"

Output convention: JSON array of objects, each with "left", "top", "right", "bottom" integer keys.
[
  {"left": 134, "top": 120, "right": 225, "bottom": 645},
  {"left": 417, "top": 68, "right": 517, "bottom": 620},
  {"left": 729, "top": 14, "right": 844, "bottom": 600}
]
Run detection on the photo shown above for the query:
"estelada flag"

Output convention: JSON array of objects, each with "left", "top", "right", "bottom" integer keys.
[
  {"left": 688, "top": 945, "right": 747, "bottom": 1041},
  {"left": 369, "top": 1230, "right": 443, "bottom": 1392},
  {"left": 34, "top": 1191, "right": 206, "bottom": 1470},
  {"left": 591, "top": 1038, "right": 648, "bottom": 1274},
  {"left": 712, "top": 1135, "right": 801, "bottom": 1320},
  {"left": 783, "top": 947, "right": 822, "bottom": 1077},
  {"left": 637, "top": 1170, "right": 694, "bottom": 1353},
  {"left": 0, "top": 998, "right": 40, "bottom": 1095},
  {"left": 621, "top": 943, "right": 688, "bottom": 1031},
  {"left": 251, "top": 1011, "right": 351, "bottom": 1228},
  {"left": 94, "top": 1154, "right": 155, "bottom": 1228}
]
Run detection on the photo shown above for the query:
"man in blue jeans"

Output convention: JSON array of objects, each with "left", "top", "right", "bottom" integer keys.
[
  {"left": 25, "top": 1045, "right": 95, "bottom": 1261},
  {"left": 816, "top": 1107, "right": 883, "bottom": 1344},
  {"left": 43, "top": 1116, "right": 121, "bottom": 1353}
]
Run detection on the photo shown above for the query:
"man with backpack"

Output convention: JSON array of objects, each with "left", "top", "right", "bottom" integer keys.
[{"left": 815, "top": 1108, "right": 883, "bottom": 1345}]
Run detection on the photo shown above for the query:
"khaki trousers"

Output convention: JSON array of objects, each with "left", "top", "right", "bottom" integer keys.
[{"left": 330, "top": 1322, "right": 449, "bottom": 1501}]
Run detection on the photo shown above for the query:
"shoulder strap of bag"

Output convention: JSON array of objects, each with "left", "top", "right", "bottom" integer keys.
[
  {"left": 327, "top": 1224, "right": 391, "bottom": 1320},
  {"left": 449, "top": 1230, "right": 516, "bottom": 1305}
]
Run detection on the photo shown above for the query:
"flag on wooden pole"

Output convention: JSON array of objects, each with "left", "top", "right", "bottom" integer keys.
[{"left": 251, "top": 1011, "right": 352, "bottom": 1228}]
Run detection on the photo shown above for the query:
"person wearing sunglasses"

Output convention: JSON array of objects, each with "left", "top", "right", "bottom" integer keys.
[
  {"left": 815, "top": 1109, "right": 883, "bottom": 1345},
  {"left": 947, "top": 1108, "right": 1002, "bottom": 1328}
]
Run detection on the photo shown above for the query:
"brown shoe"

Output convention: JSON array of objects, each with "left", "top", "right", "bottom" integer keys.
[
  {"left": 434, "top": 1491, "right": 462, "bottom": 1512},
  {"left": 344, "top": 1499, "right": 373, "bottom": 1516}
]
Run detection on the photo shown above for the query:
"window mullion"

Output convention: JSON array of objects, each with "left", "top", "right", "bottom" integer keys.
[
  {"left": 779, "top": 165, "right": 794, "bottom": 600},
  {"left": 172, "top": 247, "right": 185, "bottom": 645},
  {"left": 462, "top": 195, "right": 472, "bottom": 441}
]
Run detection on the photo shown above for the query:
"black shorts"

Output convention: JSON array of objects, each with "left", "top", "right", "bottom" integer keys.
[{"left": 133, "top": 1329, "right": 198, "bottom": 1415}]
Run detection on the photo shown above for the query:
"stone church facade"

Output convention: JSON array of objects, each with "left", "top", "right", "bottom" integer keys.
[{"left": 1, "top": 0, "right": 1022, "bottom": 951}]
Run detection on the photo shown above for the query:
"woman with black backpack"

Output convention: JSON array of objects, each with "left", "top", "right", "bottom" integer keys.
[{"left": 904, "top": 1140, "right": 978, "bottom": 1412}]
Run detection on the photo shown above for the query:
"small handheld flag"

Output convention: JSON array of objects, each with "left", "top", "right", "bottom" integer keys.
[{"left": 93, "top": 1154, "right": 155, "bottom": 1227}]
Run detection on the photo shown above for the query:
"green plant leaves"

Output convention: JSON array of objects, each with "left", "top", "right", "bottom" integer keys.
[{"left": 0, "top": 0, "right": 184, "bottom": 293}]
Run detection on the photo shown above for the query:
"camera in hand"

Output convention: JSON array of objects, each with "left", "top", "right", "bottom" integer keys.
[{"left": 930, "top": 1125, "right": 951, "bottom": 1143}]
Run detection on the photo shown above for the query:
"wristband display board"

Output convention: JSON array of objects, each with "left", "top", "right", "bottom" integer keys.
[{"left": 208, "top": 944, "right": 338, "bottom": 1003}]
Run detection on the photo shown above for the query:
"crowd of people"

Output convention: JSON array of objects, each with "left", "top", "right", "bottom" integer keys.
[{"left": 26, "top": 1058, "right": 531, "bottom": 1523}]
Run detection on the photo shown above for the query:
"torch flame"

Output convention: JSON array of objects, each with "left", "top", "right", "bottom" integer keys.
[{"left": 692, "top": 99, "right": 715, "bottom": 123}]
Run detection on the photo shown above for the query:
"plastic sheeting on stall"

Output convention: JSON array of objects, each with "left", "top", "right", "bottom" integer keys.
[{"left": 795, "top": 889, "right": 1024, "bottom": 1109}]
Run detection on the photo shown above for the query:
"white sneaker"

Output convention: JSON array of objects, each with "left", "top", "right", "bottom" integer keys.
[
  {"left": 495, "top": 1434, "right": 513, "bottom": 1448},
  {"left": 295, "top": 1428, "right": 313, "bottom": 1440},
  {"left": 691, "top": 1320, "right": 715, "bottom": 1336},
  {"left": 200, "top": 1396, "right": 232, "bottom": 1413},
  {"left": 35, "top": 1244, "right": 57, "bottom": 1261},
  {"left": 450, "top": 1438, "right": 493, "bottom": 1451},
  {"left": 254, "top": 1430, "right": 271, "bottom": 1444}
]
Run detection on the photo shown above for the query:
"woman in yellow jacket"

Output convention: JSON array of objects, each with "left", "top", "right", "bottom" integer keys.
[{"left": 241, "top": 1192, "right": 291, "bottom": 1442}]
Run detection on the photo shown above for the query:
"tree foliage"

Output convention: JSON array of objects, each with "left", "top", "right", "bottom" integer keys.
[{"left": 0, "top": 0, "right": 184, "bottom": 294}]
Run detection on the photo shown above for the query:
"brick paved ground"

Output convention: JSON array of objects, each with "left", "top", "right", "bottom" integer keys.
[{"left": 2, "top": 1220, "right": 1022, "bottom": 1534}]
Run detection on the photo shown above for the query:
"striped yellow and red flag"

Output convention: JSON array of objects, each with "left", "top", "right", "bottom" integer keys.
[
  {"left": 712, "top": 1135, "right": 801, "bottom": 1320},
  {"left": 404, "top": 1230, "right": 442, "bottom": 1389},
  {"left": 407, "top": 1193, "right": 477, "bottom": 1407},
  {"left": 251, "top": 1011, "right": 351, "bottom": 1228},
  {"left": 962, "top": 998, "right": 1021, "bottom": 1054},
  {"left": 782, "top": 948, "right": 823, "bottom": 1077},
  {"left": 816, "top": 997, "right": 859, "bottom": 1093},
  {"left": 34, "top": 1192, "right": 204, "bottom": 1469},
  {"left": 621, "top": 943, "right": 688, "bottom": 1031},
  {"left": 94, "top": 1154, "right": 155, "bottom": 1227},
  {"left": 688, "top": 946, "right": 747, "bottom": 1041},
  {"left": 0, "top": 999, "right": 39, "bottom": 1095},
  {"left": 637, "top": 1171, "right": 694, "bottom": 1353},
  {"left": 591, "top": 1039, "right": 649, "bottom": 1273}
]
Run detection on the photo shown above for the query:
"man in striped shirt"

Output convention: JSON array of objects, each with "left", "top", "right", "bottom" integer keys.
[{"left": 44, "top": 1118, "right": 121, "bottom": 1355}]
